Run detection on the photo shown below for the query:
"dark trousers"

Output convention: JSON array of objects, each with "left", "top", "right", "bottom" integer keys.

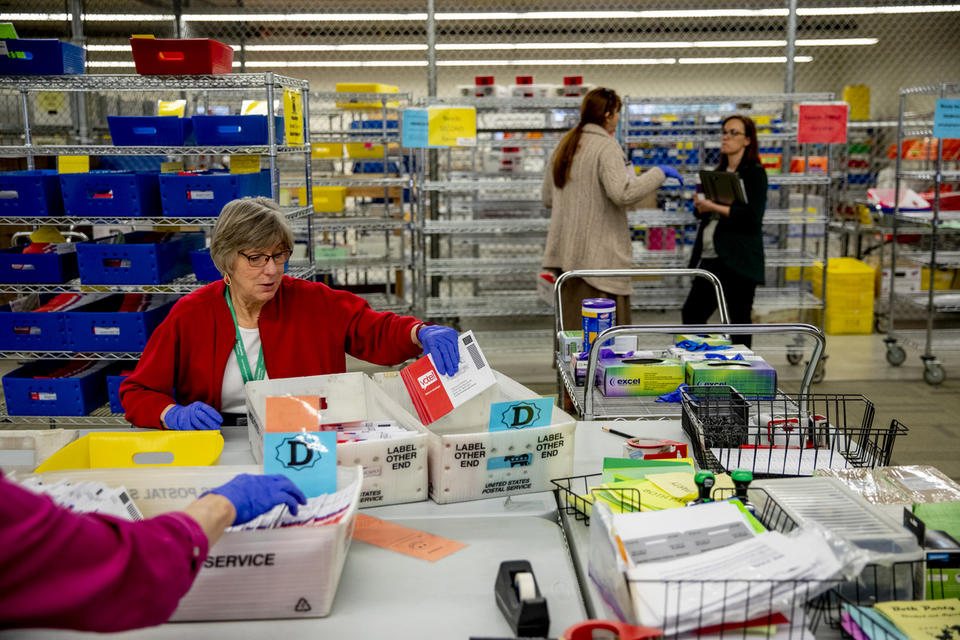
[
  {"left": 560, "top": 277, "right": 631, "bottom": 334},
  {"left": 681, "top": 259, "right": 757, "bottom": 347}
]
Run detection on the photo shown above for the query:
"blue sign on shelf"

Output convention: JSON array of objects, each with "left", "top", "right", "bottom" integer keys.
[
  {"left": 933, "top": 99, "right": 960, "bottom": 140},
  {"left": 401, "top": 109, "right": 431, "bottom": 148}
]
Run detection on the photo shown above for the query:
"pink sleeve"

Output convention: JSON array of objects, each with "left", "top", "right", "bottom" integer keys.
[{"left": 0, "top": 476, "right": 209, "bottom": 632}]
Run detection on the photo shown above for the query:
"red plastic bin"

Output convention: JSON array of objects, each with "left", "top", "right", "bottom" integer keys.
[{"left": 130, "top": 38, "right": 234, "bottom": 75}]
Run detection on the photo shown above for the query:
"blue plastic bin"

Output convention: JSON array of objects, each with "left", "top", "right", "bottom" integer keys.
[
  {"left": 3, "top": 360, "right": 110, "bottom": 416},
  {"left": 0, "top": 39, "right": 85, "bottom": 75},
  {"left": 65, "top": 294, "right": 176, "bottom": 352},
  {"left": 0, "top": 170, "right": 65, "bottom": 216},
  {"left": 0, "top": 297, "right": 70, "bottom": 351},
  {"left": 159, "top": 170, "right": 270, "bottom": 217},
  {"left": 76, "top": 231, "right": 205, "bottom": 285},
  {"left": 350, "top": 119, "right": 400, "bottom": 135},
  {"left": 106, "top": 369, "right": 132, "bottom": 414},
  {"left": 190, "top": 249, "right": 221, "bottom": 281},
  {"left": 107, "top": 116, "right": 194, "bottom": 146},
  {"left": 60, "top": 171, "right": 162, "bottom": 217},
  {"left": 0, "top": 244, "right": 79, "bottom": 284},
  {"left": 192, "top": 115, "right": 284, "bottom": 146}
]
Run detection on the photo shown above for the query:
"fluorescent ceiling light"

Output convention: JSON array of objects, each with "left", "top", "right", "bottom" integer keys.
[
  {"left": 437, "top": 38, "right": 876, "bottom": 50},
  {"left": 678, "top": 56, "right": 813, "bottom": 64},
  {"left": 1, "top": 12, "right": 174, "bottom": 21},
  {"left": 435, "top": 10, "right": 789, "bottom": 19},
  {"left": 437, "top": 58, "right": 677, "bottom": 66},
  {"left": 798, "top": 4, "right": 960, "bottom": 14},
  {"left": 85, "top": 61, "right": 137, "bottom": 67},
  {"left": 240, "top": 60, "right": 428, "bottom": 68},
  {"left": 181, "top": 13, "right": 427, "bottom": 22},
  {"left": 245, "top": 44, "right": 428, "bottom": 52}
]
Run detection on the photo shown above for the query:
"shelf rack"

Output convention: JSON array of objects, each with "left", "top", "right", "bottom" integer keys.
[
  {"left": 883, "top": 81, "right": 960, "bottom": 385},
  {"left": 0, "top": 399, "right": 128, "bottom": 427}
]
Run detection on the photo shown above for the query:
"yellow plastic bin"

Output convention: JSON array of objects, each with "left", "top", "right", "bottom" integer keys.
[
  {"left": 298, "top": 186, "right": 347, "bottom": 213},
  {"left": 824, "top": 309, "right": 873, "bottom": 335},
  {"left": 335, "top": 82, "right": 400, "bottom": 110},
  {"left": 34, "top": 431, "right": 224, "bottom": 472},
  {"left": 345, "top": 141, "right": 387, "bottom": 159},
  {"left": 311, "top": 142, "right": 343, "bottom": 159}
]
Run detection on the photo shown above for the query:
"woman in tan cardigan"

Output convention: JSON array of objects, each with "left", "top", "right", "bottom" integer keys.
[{"left": 542, "top": 87, "right": 683, "bottom": 331}]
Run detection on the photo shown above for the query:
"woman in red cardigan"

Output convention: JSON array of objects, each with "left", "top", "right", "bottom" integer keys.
[{"left": 120, "top": 197, "right": 459, "bottom": 430}]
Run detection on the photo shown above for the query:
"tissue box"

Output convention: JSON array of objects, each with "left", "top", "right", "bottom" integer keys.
[
  {"left": 597, "top": 356, "right": 685, "bottom": 397},
  {"left": 559, "top": 330, "right": 582, "bottom": 363},
  {"left": 685, "top": 357, "right": 777, "bottom": 397}
]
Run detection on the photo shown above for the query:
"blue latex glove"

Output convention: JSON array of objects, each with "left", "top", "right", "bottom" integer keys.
[
  {"left": 704, "top": 353, "right": 745, "bottom": 361},
  {"left": 657, "top": 165, "right": 684, "bottom": 185},
  {"left": 418, "top": 325, "right": 460, "bottom": 376},
  {"left": 656, "top": 383, "right": 689, "bottom": 403},
  {"left": 165, "top": 401, "right": 223, "bottom": 431},
  {"left": 202, "top": 474, "right": 308, "bottom": 526},
  {"left": 675, "top": 340, "right": 731, "bottom": 352}
]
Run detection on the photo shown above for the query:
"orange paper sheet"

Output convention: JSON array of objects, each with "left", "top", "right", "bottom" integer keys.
[
  {"left": 265, "top": 395, "right": 320, "bottom": 433},
  {"left": 353, "top": 514, "right": 467, "bottom": 562}
]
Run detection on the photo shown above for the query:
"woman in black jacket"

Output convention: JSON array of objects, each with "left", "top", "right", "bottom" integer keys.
[{"left": 682, "top": 114, "right": 768, "bottom": 347}]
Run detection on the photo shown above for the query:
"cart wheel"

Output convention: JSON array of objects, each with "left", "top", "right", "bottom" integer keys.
[
  {"left": 875, "top": 315, "right": 889, "bottom": 333},
  {"left": 923, "top": 363, "right": 946, "bottom": 386},
  {"left": 811, "top": 359, "right": 826, "bottom": 384},
  {"left": 886, "top": 344, "right": 907, "bottom": 367},
  {"left": 786, "top": 351, "right": 803, "bottom": 366}
]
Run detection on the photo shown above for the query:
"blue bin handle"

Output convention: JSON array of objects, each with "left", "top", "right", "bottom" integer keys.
[
  {"left": 0, "top": 190, "right": 18, "bottom": 200},
  {"left": 132, "top": 127, "right": 159, "bottom": 135},
  {"left": 87, "top": 189, "right": 114, "bottom": 200},
  {"left": 217, "top": 125, "right": 242, "bottom": 134}
]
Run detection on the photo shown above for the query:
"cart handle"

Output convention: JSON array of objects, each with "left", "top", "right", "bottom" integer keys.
[
  {"left": 579, "top": 323, "right": 826, "bottom": 421},
  {"left": 553, "top": 268, "right": 730, "bottom": 344}
]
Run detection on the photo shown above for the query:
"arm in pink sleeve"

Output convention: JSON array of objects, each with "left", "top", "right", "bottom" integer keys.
[{"left": 0, "top": 476, "right": 209, "bottom": 632}]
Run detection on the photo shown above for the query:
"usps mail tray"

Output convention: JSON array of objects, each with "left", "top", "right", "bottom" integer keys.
[
  {"left": 373, "top": 369, "right": 577, "bottom": 504},
  {"left": 245, "top": 372, "right": 428, "bottom": 508}
]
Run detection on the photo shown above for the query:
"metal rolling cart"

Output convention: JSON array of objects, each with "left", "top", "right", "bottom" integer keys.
[{"left": 883, "top": 82, "right": 960, "bottom": 385}]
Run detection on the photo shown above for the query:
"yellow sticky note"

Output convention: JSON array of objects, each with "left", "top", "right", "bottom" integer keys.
[
  {"left": 427, "top": 107, "right": 477, "bottom": 147},
  {"left": 241, "top": 100, "right": 268, "bottom": 116},
  {"left": 58, "top": 155, "right": 89, "bottom": 174},
  {"left": 158, "top": 99, "right": 186, "bottom": 117},
  {"left": 646, "top": 472, "right": 697, "bottom": 501},
  {"left": 230, "top": 154, "right": 261, "bottom": 174},
  {"left": 283, "top": 88, "right": 304, "bottom": 146},
  {"left": 130, "top": 34, "right": 155, "bottom": 39},
  {"left": 37, "top": 92, "right": 66, "bottom": 115},
  {"left": 160, "top": 161, "right": 184, "bottom": 173}
]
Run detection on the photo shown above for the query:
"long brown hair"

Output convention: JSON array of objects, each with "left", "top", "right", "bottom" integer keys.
[
  {"left": 552, "top": 87, "right": 622, "bottom": 189},
  {"left": 717, "top": 114, "right": 762, "bottom": 171}
]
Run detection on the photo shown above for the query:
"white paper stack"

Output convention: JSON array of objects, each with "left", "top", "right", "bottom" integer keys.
[
  {"left": 227, "top": 475, "right": 359, "bottom": 531},
  {"left": 19, "top": 476, "right": 143, "bottom": 521}
]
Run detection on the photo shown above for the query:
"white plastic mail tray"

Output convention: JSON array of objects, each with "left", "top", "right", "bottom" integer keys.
[
  {"left": 244, "top": 372, "right": 428, "bottom": 508},
  {"left": 31, "top": 465, "right": 362, "bottom": 621},
  {"left": 373, "top": 369, "right": 576, "bottom": 504}
]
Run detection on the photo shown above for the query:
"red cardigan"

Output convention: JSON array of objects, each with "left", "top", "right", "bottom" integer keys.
[{"left": 119, "top": 276, "right": 422, "bottom": 428}]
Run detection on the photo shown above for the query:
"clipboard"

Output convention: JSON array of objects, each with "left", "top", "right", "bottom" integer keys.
[{"left": 699, "top": 170, "right": 748, "bottom": 206}]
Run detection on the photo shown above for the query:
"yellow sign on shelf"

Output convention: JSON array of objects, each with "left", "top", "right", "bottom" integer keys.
[
  {"left": 427, "top": 107, "right": 477, "bottom": 147},
  {"left": 37, "top": 92, "right": 66, "bottom": 115},
  {"left": 158, "top": 99, "right": 187, "bottom": 117},
  {"left": 58, "top": 155, "right": 89, "bottom": 174},
  {"left": 283, "top": 88, "right": 304, "bottom": 146},
  {"left": 160, "top": 161, "right": 184, "bottom": 173},
  {"left": 230, "top": 154, "right": 261, "bottom": 174}
]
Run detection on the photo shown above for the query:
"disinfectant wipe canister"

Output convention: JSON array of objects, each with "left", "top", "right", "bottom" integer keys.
[{"left": 581, "top": 298, "right": 616, "bottom": 354}]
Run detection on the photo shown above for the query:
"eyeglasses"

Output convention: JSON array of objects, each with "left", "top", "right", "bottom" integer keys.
[
  {"left": 238, "top": 249, "right": 292, "bottom": 268},
  {"left": 721, "top": 129, "right": 746, "bottom": 137}
]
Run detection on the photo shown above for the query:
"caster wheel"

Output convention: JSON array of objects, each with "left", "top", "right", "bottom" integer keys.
[
  {"left": 786, "top": 351, "right": 803, "bottom": 366},
  {"left": 924, "top": 363, "right": 946, "bottom": 386},
  {"left": 812, "top": 361, "right": 826, "bottom": 384},
  {"left": 875, "top": 316, "right": 890, "bottom": 333},
  {"left": 886, "top": 345, "right": 907, "bottom": 367}
]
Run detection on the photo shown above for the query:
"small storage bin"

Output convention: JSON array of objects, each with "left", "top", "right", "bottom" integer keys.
[
  {"left": 312, "top": 143, "right": 343, "bottom": 159},
  {"left": 351, "top": 161, "right": 401, "bottom": 174},
  {"left": 335, "top": 83, "right": 400, "bottom": 110},
  {"left": 192, "top": 115, "right": 284, "bottom": 146},
  {"left": 107, "top": 116, "right": 194, "bottom": 146},
  {"left": 0, "top": 39, "right": 85, "bottom": 75},
  {"left": 159, "top": 170, "right": 270, "bottom": 217},
  {"left": 190, "top": 249, "right": 221, "bottom": 282},
  {"left": 60, "top": 171, "right": 162, "bottom": 217},
  {"left": 298, "top": 186, "right": 347, "bottom": 213},
  {"left": 0, "top": 294, "right": 75, "bottom": 351},
  {"left": 0, "top": 170, "right": 65, "bottom": 216},
  {"left": 0, "top": 243, "right": 78, "bottom": 283},
  {"left": 3, "top": 360, "right": 110, "bottom": 416},
  {"left": 65, "top": 294, "right": 176, "bottom": 352},
  {"left": 106, "top": 366, "right": 133, "bottom": 414},
  {"left": 77, "top": 231, "right": 205, "bottom": 285},
  {"left": 346, "top": 120, "right": 398, "bottom": 159},
  {"left": 130, "top": 38, "right": 233, "bottom": 75}
]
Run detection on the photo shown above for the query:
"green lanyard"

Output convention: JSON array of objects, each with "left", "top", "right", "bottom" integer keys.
[{"left": 224, "top": 287, "right": 266, "bottom": 384}]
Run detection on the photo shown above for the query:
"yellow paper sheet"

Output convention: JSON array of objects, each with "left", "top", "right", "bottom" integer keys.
[
  {"left": 158, "top": 99, "right": 186, "bottom": 117},
  {"left": 598, "top": 478, "right": 686, "bottom": 511},
  {"left": 230, "top": 154, "right": 261, "bottom": 174},
  {"left": 58, "top": 155, "right": 89, "bottom": 174},
  {"left": 645, "top": 472, "right": 698, "bottom": 501},
  {"left": 874, "top": 599, "right": 960, "bottom": 639}
]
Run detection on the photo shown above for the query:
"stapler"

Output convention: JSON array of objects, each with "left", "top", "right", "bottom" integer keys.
[{"left": 494, "top": 560, "right": 550, "bottom": 637}]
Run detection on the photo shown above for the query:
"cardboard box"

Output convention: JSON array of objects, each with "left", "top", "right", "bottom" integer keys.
[
  {"left": 879, "top": 264, "right": 922, "bottom": 297},
  {"left": 922, "top": 267, "right": 955, "bottom": 291},
  {"left": 685, "top": 357, "right": 777, "bottom": 397},
  {"left": 31, "top": 465, "right": 362, "bottom": 621},
  {"left": 596, "top": 356, "right": 684, "bottom": 397},
  {"left": 245, "top": 373, "right": 428, "bottom": 507},
  {"left": 373, "top": 370, "right": 576, "bottom": 504}
]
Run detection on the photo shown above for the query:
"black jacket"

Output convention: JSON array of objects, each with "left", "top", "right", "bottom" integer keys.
[{"left": 689, "top": 160, "right": 768, "bottom": 284}]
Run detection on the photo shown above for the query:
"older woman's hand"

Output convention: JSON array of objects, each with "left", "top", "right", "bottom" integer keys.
[{"left": 418, "top": 325, "right": 461, "bottom": 376}]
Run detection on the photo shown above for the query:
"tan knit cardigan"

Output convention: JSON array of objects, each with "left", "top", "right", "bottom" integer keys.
[{"left": 542, "top": 123, "right": 665, "bottom": 295}]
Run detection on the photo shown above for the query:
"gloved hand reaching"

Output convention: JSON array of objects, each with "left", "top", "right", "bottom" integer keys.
[
  {"left": 164, "top": 401, "right": 223, "bottom": 431},
  {"left": 418, "top": 325, "right": 460, "bottom": 376},
  {"left": 202, "top": 474, "right": 307, "bottom": 526},
  {"left": 656, "top": 165, "right": 684, "bottom": 185}
]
